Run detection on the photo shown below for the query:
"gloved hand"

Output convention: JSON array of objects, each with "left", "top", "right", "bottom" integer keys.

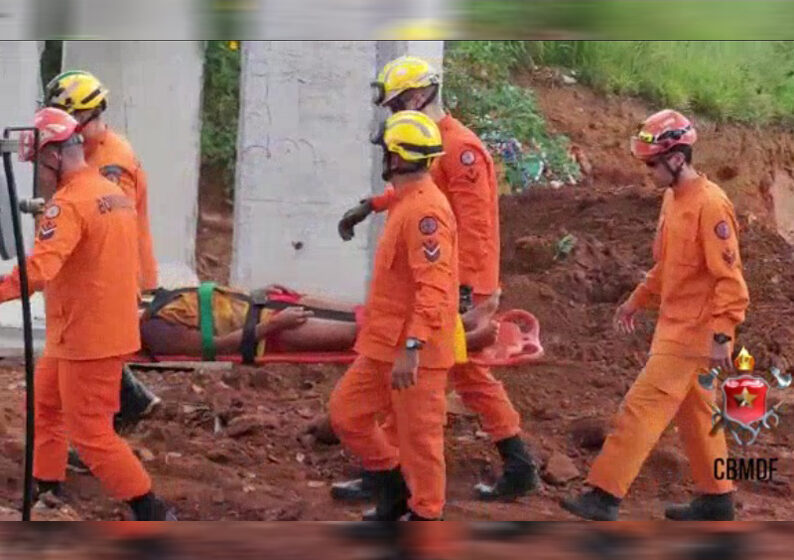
[{"left": 338, "top": 199, "right": 374, "bottom": 241}]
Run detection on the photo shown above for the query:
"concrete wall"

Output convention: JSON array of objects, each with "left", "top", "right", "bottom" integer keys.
[
  {"left": 232, "top": 41, "right": 379, "bottom": 300},
  {"left": 63, "top": 41, "right": 204, "bottom": 288},
  {"left": 0, "top": 41, "right": 46, "bottom": 352},
  {"left": 233, "top": 40, "right": 443, "bottom": 300}
]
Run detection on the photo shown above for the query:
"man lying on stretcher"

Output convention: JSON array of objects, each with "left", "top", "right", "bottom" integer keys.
[
  {"left": 139, "top": 283, "right": 502, "bottom": 359},
  {"left": 69, "top": 284, "right": 502, "bottom": 474}
]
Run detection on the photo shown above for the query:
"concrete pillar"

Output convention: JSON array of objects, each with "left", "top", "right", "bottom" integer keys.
[
  {"left": 63, "top": 41, "right": 204, "bottom": 288},
  {"left": 0, "top": 41, "right": 46, "bottom": 353},
  {"left": 233, "top": 40, "right": 443, "bottom": 300},
  {"left": 232, "top": 41, "right": 379, "bottom": 299}
]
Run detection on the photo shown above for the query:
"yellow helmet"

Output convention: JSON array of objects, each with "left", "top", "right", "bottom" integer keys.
[
  {"left": 372, "top": 56, "right": 440, "bottom": 107},
  {"left": 373, "top": 110, "right": 444, "bottom": 163},
  {"left": 44, "top": 70, "right": 108, "bottom": 114}
]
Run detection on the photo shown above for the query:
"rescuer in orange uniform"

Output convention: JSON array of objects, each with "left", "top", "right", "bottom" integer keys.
[
  {"left": 4, "top": 108, "right": 174, "bottom": 521},
  {"left": 43, "top": 70, "right": 158, "bottom": 292},
  {"left": 562, "top": 110, "right": 750, "bottom": 521},
  {"left": 43, "top": 71, "right": 162, "bottom": 471},
  {"left": 329, "top": 111, "right": 459, "bottom": 521},
  {"left": 335, "top": 55, "right": 537, "bottom": 504}
]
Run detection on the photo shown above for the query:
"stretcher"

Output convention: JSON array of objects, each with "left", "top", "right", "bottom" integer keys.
[{"left": 131, "top": 309, "right": 544, "bottom": 368}]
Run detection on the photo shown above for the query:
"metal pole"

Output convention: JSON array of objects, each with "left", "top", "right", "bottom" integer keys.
[{"left": 3, "top": 126, "right": 37, "bottom": 522}]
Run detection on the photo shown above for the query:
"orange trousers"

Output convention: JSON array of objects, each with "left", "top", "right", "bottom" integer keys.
[
  {"left": 33, "top": 356, "right": 152, "bottom": 501},
  {"left": 448, "top": 361, "right": 521, "bottom": 442},
  {"left": 380, "top": 361, "right": 520, "bottom": 448},
  {"left": 329, "top": 355, "right": 448, "bottom": 519},
  {"left": 588, "top": 354, "right": 733, "bottom": 499}
]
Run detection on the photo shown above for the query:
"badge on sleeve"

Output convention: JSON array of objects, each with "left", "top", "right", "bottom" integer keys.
[
  {"left": 422, "top": 240, "right": 440, "bottom": 262},
  {"left": 460, "top": 150, "right": 476, "bottom": 166},
  {"left": 38, "top": 221, "right": 56, "bottom": 241},
  {"left": 418, "top": 216, "right": 438, "bottom": 235},
  {"left": 722, "top": 248, "right": 736, "bottom": 266},
  {"left": 99, "top": 164, "right": 124, "bottom": 184},
  {"left": 714, "top": 221, "right": 731, "bottom": 240},
  {"left": 44, "top": 204, "right": 60, "bottom": 219}
]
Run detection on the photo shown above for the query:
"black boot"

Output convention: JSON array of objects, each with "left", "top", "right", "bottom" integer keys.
[
  {"left": 362, "top": 467, "right": 410, "bottom": 521},
  {"left": 474, "top": 435, "right": 539, "bottom": 501},
  {"left": 66, "top": 447, "right": 91, "bottom": 475},
  {"left": 664, "top": 493, "right": 735, "bottom": 521},
  {"left": 115, "top": 366, "right": 162, "bottom": 432},
  {"left": 127, "top": 492, "right": 178, "bottom": 521},
  {"left": 561, "top": 487, "right": 621, "bottom": 521},
  {"left": 330, "top": 470, "right": 376, "bottom": 502},
  {"left": 33, "top": 479, "right": 64, "bottom": 502}
]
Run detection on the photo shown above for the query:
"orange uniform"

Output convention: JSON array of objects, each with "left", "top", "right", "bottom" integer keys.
[
  {"left": 330, "top": 175, "right": 459, "bottom": 519},
  {"left": 0, "top": 166, "right": 151, "bottom": 501},
  {"left": 372, "top": 114, "right": 500, "bottom": 296},
  {"left": 372, "top": 114, "right": 520, "bottom": 444},
  {"left": 85, "top": 126, "right": 158, "bottom": 291},
  {"left": 588, "top": 174, "right": 749, "bottom": 499}
]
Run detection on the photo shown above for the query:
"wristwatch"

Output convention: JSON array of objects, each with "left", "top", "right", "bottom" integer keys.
[
  {"left": 406, "top": 338, "right": 424, "bottom": 351},
  {"left": 713, "top": 333, "right": 732, "bottom": 345}
]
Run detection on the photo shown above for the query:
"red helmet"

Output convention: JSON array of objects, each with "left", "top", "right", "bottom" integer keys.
[
  {"left": 630, "top": 109, "right": 697, "bottom": 161},
  {"left": 18, "top": 107, "right": 81, "bottom": 162}
]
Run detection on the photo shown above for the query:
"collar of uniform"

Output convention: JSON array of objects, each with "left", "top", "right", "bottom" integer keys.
[
  {"left": 83, "top": 124, "right": 109, "bottom": 158},
  {"left": 59, "top": 165, "right": 95, "bottom": 188},
  {"left": 393, "top": 174, "right": 433, "bottom": 202},
  {"left": 672, "top": 173, "right": 707, "bottom": 199},
  {"left": 438, "top": 113, "right": 456, "bottom": 132}
]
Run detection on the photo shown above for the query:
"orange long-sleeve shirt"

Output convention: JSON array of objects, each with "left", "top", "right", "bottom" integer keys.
[
  {"left": 356, "top": 174, "right": 460, "bottom": 369},
  {"left": 371, "top": 114, "right": 500, "bottom": 296},
  {"left": 0, "top": 167, "right": 141, "bottom": 360},
  {"left": 627, "top": 174, "right": 750, "bottom": 357},
  {"left": 85, "top": 126, "right": 158, "bottom": 291}
]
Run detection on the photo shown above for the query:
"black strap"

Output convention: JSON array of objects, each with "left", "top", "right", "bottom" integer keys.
[
  {"left": 238, "top": 293, "right": 357, "bottom": 365},
  {"left": 239, "top": 301, "right": 262, "bottom": 365},
  {"left": 144, "top": 287, "right": 197, "bottom": 319}
]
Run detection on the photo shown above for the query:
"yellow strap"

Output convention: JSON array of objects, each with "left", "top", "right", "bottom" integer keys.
[{"left": 453, "top": 314, "right": 468, "bottom": 364}]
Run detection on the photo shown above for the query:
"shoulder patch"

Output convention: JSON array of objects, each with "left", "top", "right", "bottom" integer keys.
[
  {"left": 460, "top": 150, "right": 476, "bottom": 166},
  {"left": 38, "top": 221, "right": 56, "bottom": 241},
  {"left": 44, "top": 204, "right": 60, "bottom": 219},
  {"left": 722, "top": 248, "right": 736, "bottom": 266},
  {"left": 418, "top": 216, "right": 438, "bottom": 235},
  {"left": 422, "top": 239, "right": 441, "bottom": 262},
  {"left": 99, "top": 164, "right": 125, "bottom": 184},
  {"left": 714, "top": 221, "right": 731, "bottom": 240}
]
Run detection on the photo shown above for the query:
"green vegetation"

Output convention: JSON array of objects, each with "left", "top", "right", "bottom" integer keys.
[
  {"left": 200, "top": 40, "right": 241, "bottom": 194},
  {"left": 444, "top": 41, "right": 581, "bottom": 192},
  {"left": 463, "top": 1, "right": 794, "bottom": 40},
  {"left": 530, "top": 41, "right": 794, "bottom": 124}
]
